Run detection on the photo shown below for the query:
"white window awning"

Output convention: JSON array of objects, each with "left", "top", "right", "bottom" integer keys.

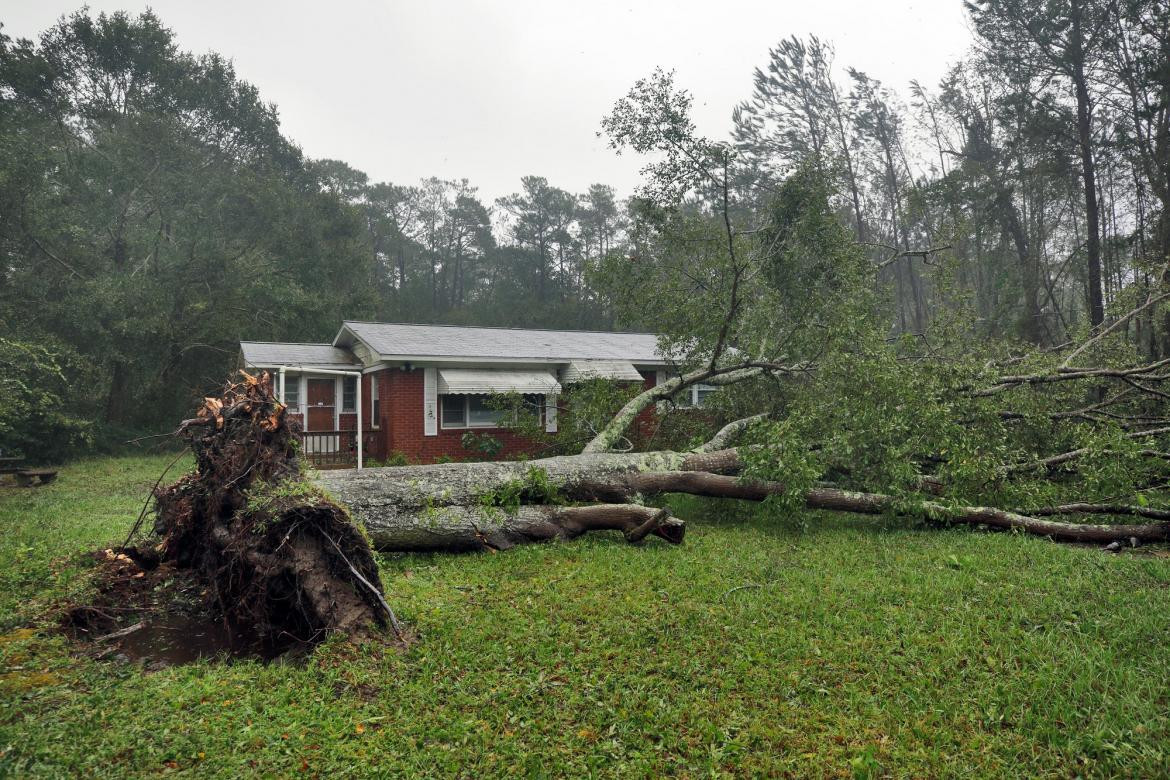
[
  {"left": 562, "top": 360, "right": 644, "bottom": 384},
  {"left": 437, "top": 369, "right": 561, "bottom": 395}
]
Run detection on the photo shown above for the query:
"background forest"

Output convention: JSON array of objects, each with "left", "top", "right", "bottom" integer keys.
[{"left": 1, "top": 2, "right": 1167, "bottom": 460}]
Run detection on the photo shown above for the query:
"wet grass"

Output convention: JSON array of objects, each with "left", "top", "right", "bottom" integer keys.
[{"left": 2, "top": 454, "right": 1170, "bottom": 777}]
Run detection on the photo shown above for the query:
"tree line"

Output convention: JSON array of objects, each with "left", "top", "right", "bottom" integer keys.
[
  {"left": 731, "top": 0, "right": 1169, "bottom": 349},
  {"left": 0, "top": 10, "right": 628, "bottom": 454},
  {"left": 313, "top": 162, "right": 625, "bottom": 326},
  {"left": 2, "top": 1, "right": 1167, "bottom": 461}
]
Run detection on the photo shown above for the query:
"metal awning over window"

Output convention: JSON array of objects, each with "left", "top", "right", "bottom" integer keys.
[
  {"left": 437, "top": 369, "right": 561, "bottom": 395},
  {"left": 562, "top": 360, "right": 644, "bottom": 384}
]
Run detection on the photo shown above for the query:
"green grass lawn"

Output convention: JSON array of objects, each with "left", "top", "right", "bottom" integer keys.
[{"left": 2, "top": 455, "right": 1170, "bottom": 777}]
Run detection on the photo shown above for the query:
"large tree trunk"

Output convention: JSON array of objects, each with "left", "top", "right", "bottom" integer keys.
[
  {"left": 316, "top": 447, "right": 1170, "bottom": 552},
  {"left": 317, "top": 451, "right": 706, "bottom": 551},
  {"left": 1071, "top": 5, "right": 1106, "bottom": 329}
]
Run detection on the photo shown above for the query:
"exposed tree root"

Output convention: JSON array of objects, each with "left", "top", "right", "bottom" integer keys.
[{"left": 132, "top": 372, "right": 396, "bottom": 648}]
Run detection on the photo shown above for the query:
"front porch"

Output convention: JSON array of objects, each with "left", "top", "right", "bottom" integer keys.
[{"left": 297, "top": 429, "right": 377, "bottom": 469}]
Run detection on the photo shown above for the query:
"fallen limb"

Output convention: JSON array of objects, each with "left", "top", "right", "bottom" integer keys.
[
  {"left": 1061, "top": 290, "right": 1170, "bottom": 369},
  {"left": 1002, "top": 426, "right": 1170, "bottom": 474},
  {"left": 94, "top": 621, "right": 146, "bottom": 642},
  {"left": 1024, "top": 502, "right": 1170, "bottom": 522},
  {"left": 978, "top": 358, "right": 1170, "bottom": 396},
  {"left": 355, "top": 502, "right": 684, "bottom": 552},
  {"left": 801, "top": 486, "right": 1170, "bottom": 544},
  {"left": 692, "top": 413, "right": 769, "bottom": 453}
]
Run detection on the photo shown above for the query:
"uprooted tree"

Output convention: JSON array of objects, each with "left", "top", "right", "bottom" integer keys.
[{"left": 125, "top": 70, "right": 1170, "bottom": 646}]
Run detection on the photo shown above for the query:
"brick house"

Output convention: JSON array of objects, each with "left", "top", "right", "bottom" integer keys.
[{"left": 239, "top": 321, "right": 701, "bottom": 467}]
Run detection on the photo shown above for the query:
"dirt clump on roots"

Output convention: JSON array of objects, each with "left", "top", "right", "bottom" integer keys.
[{"left": 66, "top": 372, "right": 400, "bottom": 662}]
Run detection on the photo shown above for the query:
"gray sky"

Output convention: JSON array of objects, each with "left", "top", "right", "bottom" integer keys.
[{"left": 4, "top": 1, "right": 972, "bottom": 202}]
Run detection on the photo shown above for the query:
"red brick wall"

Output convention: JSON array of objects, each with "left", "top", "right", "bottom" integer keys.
[
  {"left": 357, "top": 367, "right": 664, "bottom": 464},
  {"left": 632, "top": 370, "right": 661, "bottom": 443},
  {"left": 367, "top": 368, "right": 539, "bottom": 463}
]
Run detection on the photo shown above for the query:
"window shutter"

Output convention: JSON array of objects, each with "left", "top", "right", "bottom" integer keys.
[
  {"left": 423, "top": 368, "right": 438, "bottom": 436},
  {"left": 545, "top": 394, "right": 557, "bottom": 433}
]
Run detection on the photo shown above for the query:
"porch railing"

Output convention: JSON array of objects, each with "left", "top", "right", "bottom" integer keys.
[{"left": 298, "top": 430, "right": 376, "bottom": 469}]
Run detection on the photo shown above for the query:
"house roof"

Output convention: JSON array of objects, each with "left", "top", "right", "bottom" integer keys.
[
  {"left": 334, "top": 321, "right": 666, "bottom": 364},
  {"left": 240, "top": 342, "right": 361, "bottom": 368}
]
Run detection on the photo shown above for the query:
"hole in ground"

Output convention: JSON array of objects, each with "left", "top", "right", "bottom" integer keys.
[
  {"left": 60, "top": 550, "right": 310, "bottom": 667},
  {"left": 108, "top": 613, "right": 300, "bottom": 666}
]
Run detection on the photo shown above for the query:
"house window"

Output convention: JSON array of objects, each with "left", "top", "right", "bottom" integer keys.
[
  {"left": 694, "top": 384, "right": 717, "bottom": 407},
  {"left": 370, "top": 376, "right": 380, "bottom": 428},
  {"left": 441, "top": 394, "right": 466, "bottom": 428},
  {"left": 468, "top": 395, "right": 506, "bottom": 427},
  {"left": 282, "top": 375, "right": 300, "bottom": 409},
  {"left": 677, "top": 383, "right": 717, "bottom": 408},
  {"left": 440, "top": 394, "right": 541, "bottom": 429},
  {"left": 342, "top": 376, "right": 357, "bottom": 412}
]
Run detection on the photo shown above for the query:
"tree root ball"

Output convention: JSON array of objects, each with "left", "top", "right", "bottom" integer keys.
[{"left": 143, "top": 372, "right": 398, "bottom": 647}]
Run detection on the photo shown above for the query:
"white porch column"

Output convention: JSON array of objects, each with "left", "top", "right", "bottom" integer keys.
[
  {"left": 355, "top": 373, "right": 363, "bottom": 470},
  {"left": 423, "top": 367, "right": 438, "bottom": 436},
  {"left": 545, "top": 394, "right": 558, "bottom": 433}
]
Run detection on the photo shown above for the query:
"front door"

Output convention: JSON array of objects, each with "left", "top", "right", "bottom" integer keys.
[{"left": 306, "top": 378, "right": 335, "bottom": 432}]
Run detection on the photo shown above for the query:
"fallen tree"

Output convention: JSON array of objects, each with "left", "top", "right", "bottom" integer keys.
[
  {"left": 110, "top": 349, "right": 1170, "bottom": 650},
  {"left": 319, "top": 443, "right": 1170, "bottom": 553}
]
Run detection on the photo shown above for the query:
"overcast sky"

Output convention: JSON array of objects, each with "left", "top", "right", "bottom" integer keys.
[{"left": 4, "top": 1, "right": 972, "bottom": 202}]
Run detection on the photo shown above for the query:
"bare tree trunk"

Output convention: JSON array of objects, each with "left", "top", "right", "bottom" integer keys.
[
  {"left": 1071, "top": 7, "right": 1106, "bottom": 329},
  {"left": 317, "top": 446, "right": 1170, "bottom": 552},
  {"left": 997, "top": 188, "right": 1046, "bottom": 344}
]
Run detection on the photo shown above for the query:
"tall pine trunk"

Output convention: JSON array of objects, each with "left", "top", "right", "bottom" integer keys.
[{"left": 1071, "top": 6, "right": 1105, "bottom": 330}]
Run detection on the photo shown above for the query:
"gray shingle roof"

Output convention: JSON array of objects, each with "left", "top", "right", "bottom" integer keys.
[
  {"left": 336, "top": 321, "right": 665, "bottom": 363},
  {"left": 240, "top": 342, "right": 360, "bottom": 368}
]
